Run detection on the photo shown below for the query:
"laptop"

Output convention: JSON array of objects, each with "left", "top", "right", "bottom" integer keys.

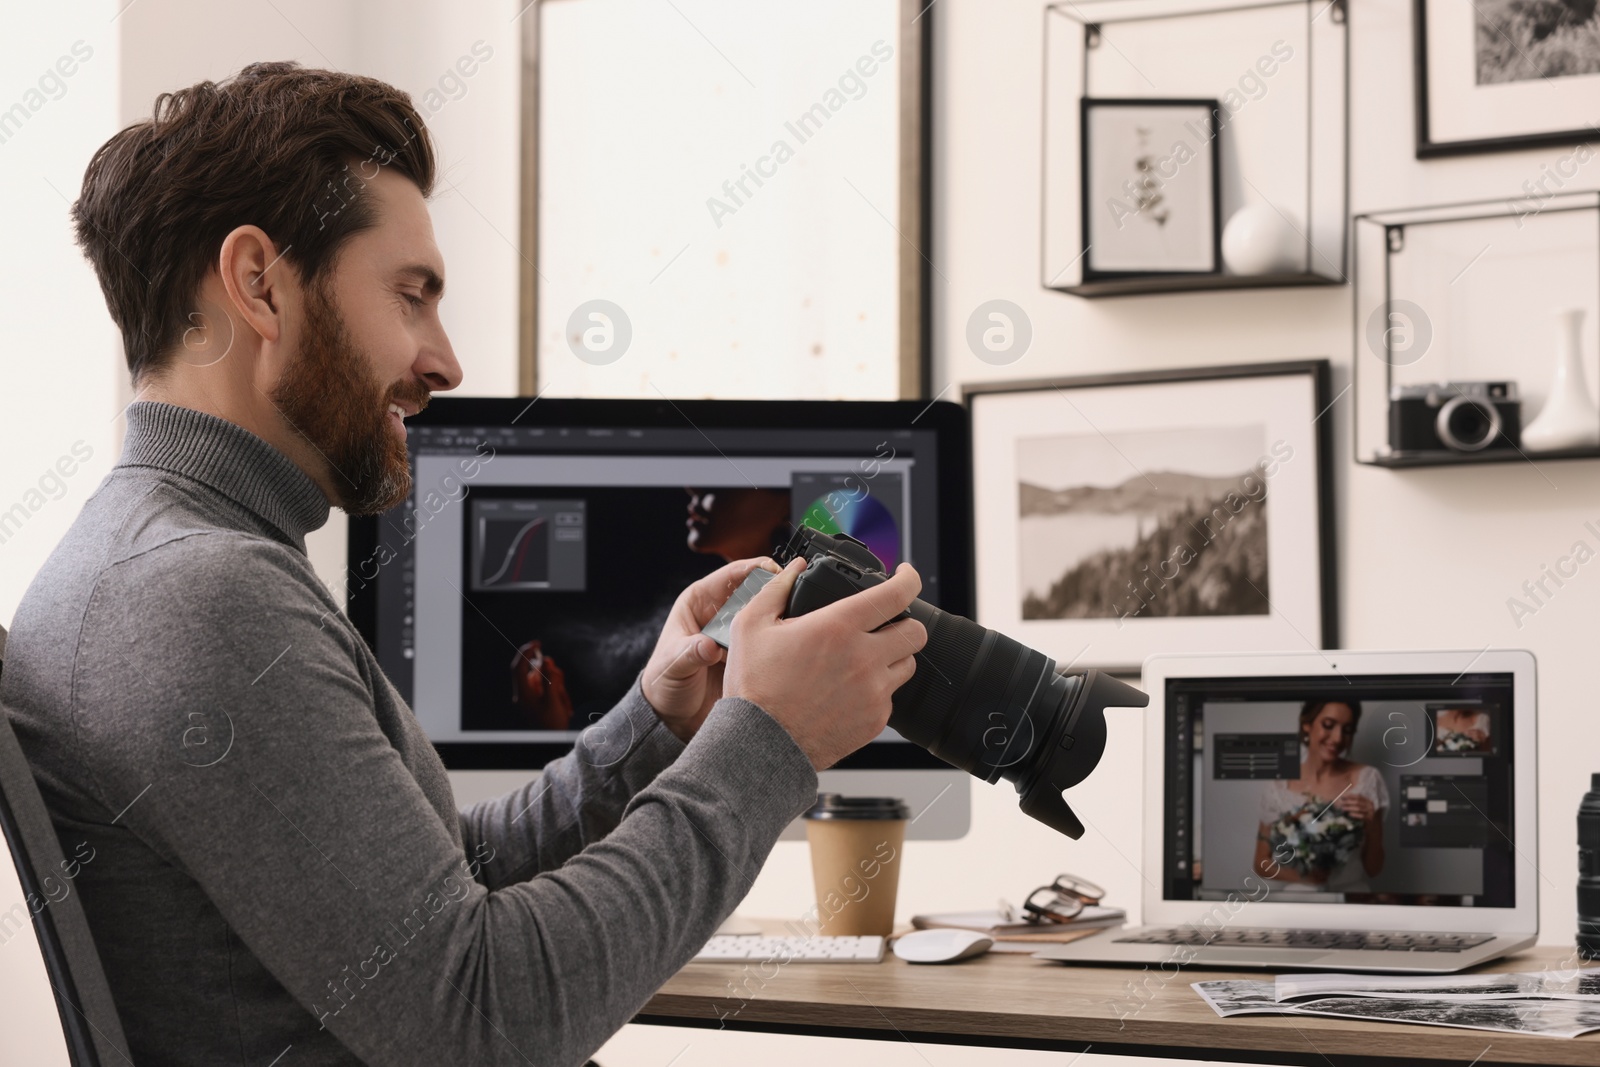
[{"left": 1036, "top": 650, "right": 1538, "bottom": 974}]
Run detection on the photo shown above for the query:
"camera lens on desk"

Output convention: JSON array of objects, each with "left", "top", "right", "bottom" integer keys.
[{"left": 1579, "top": 773, "right": 1600, "bottom": 961}]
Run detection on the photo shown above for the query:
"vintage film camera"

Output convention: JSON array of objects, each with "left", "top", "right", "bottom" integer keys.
[{"left": 1389, "top": 381, "right": 1521, "bottom": 454}]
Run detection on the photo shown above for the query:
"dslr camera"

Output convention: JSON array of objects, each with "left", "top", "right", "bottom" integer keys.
[
  {"left": 1389, "top": 381, "right": 1520, "bottom": 454},
  {"left": 701, "top": 526, "right": 1148, "bottom": 839}
]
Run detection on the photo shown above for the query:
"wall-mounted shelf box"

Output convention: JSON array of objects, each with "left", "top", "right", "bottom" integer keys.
[
  {"left": 1352, "top": 192, "right": 1600, "bottom": 469},
  {"left": 1041, "top": 0, "right": 1349, "bottom": 298}
]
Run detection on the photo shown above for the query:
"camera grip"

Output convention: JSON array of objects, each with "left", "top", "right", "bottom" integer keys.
[
  {"left": 787, "top": 558, "right": 905, "bottom": 628},
  {"left": 699, "top": 553, "right": 908, "bottom": 651}
]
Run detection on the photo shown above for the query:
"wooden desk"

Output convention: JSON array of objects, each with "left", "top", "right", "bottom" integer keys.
[{"left": 639, "top": 945, "right": 1600, "bottom": 1066}]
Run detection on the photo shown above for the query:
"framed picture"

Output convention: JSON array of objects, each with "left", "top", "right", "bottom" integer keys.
[
  {"left": 1416, "top": 0, "right": 1600, "bottom": 157},
  {"left": 525, "top": 0, "right": 931, "bottom": 399},
  {"left": 1079, "top": 98, "right": 1222, "bottom": 280},
  {"left": 964, "top": 361, "right": 1336, "bottom": 672}
]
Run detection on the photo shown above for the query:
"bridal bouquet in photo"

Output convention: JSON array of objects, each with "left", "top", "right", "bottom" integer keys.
[
  {"left": 1266, "top": 800, "right": 1362, "bottom": 878},
  {"left": 1437, "top": 728, "right": 1482, "bottom": 752}
]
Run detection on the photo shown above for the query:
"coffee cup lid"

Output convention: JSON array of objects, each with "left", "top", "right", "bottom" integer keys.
[{"left": 804, "top": 793, "right": 910, "bottom": 820}]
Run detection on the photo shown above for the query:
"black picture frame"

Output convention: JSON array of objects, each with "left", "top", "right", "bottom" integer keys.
[
  {"left": 1415, "top": 0, "right": 1600, "bottom": 158},
  {"left": 963, "top": 360, "right": 1338, "bottom": 671},
  {"left": 1079, "top": 97, "right": 1223, "bottom": 282}
]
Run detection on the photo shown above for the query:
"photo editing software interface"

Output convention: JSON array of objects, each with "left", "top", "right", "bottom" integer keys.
[
  {"left": 364, "top": 418, "right": 952, "bottom": 752},
  {"left": 1162, "top": 673, "right": 1517, "bottom": 909}
]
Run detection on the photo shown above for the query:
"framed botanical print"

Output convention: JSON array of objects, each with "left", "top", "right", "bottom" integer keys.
[
  {"left": 1080, "top": 98, "right": 1222, "bottom": 281},
  {"left": 1416, "top": 0, "right": 1600, "bottom": 157},
  {"left": 965, "top": 361, "right": 1336, "bottom": 672}
]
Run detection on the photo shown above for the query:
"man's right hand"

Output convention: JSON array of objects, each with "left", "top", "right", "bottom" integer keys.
[{"left": 721, "top": 557, "right": 928, "bottom": 771}]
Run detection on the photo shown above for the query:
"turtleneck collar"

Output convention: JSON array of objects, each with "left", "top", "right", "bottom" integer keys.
[{"left": 118, "top": 401, "right": 331, "bottom": 551}]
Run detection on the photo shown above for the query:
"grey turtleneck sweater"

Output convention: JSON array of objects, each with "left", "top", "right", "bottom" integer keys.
[{"left": 1, "top": 401, "right": 818, "bottom": 1066}]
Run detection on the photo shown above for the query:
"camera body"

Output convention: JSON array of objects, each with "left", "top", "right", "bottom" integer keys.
[
  {"left": 1389, "top": 381, "right": 1520, "bottom": 454},
  {"left": 782, "top": 527, "right": 899, "bottom": 615},
  {"left": 701, "top": 525, "right": 1149, "bottom": 839}
]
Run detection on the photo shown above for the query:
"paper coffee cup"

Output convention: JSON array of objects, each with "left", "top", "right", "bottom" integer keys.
[{"left": 802, "top": 794, "right": 908, "bottom": 936}]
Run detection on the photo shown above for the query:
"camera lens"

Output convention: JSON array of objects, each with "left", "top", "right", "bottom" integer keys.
[
  {"left": 886, "top": 601, "right": 1147, "bottom": 839},
  {"left": 1580, "top": 773, "right": 1600, "bottom": 960},
  {"left": 754, "top": 526, "right": 1150, "bottom": 839},
  {"left": 1436, "top": 394, "right": 1501, "bottom": 452}
]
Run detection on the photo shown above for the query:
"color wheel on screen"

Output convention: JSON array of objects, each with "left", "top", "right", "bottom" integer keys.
[{"left": 800, "top": 493, "right": 900, "bottom": 569}]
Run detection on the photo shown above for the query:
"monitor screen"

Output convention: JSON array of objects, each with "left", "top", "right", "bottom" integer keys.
[
  {"left": 1161, "top": 672, "right": 1517, "bottom": 908},
  {"left": 347, "top": 397, "right": 971, "bottom": 770}
]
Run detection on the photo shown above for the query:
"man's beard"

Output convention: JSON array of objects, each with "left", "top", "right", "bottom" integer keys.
[{"left": 270, "top": 281, "right": 430, "bottom": 516}]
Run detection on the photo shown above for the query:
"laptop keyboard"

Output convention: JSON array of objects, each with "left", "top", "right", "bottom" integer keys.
[{"left": 1114, "top": 928, "right": 1496, "bottom": 953}]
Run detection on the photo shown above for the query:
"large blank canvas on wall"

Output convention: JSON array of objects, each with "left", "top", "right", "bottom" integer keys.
[{"left": 535, "top": 0, "right": 905, "bottom": 399}]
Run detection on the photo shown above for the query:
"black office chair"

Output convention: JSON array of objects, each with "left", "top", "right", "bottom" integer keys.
[{"left": 0, "top": 623, "right": 131, "bottom": 1065}]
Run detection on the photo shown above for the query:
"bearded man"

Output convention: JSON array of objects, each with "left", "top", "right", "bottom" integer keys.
[{"left": 0, "top": 61, "right": 925, "bottom": 1066}]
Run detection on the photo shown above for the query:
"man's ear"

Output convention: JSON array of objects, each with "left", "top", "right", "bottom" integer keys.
[{"left": 216, "top": 225, "right": 288, "bottom": 346}]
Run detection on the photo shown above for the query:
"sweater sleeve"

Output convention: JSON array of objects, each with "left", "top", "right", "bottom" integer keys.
[
  {"left": 458, "top": 674, "right": 690, "bottom": 889},
  {"left": 75, "top": 534, "right": 818, "bottom": 1066}
]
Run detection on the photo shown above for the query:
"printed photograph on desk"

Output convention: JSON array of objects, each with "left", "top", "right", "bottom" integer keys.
[
  {"left": 965, "top": 363, "right": 1334, "bottom": 670},
  {"left": 1195, "top": 976, "right": 1600, "bottom": 1038}
]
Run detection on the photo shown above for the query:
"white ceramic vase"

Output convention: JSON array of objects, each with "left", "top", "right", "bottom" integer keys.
[{"left": 1523, "top": 307, "right": 1600, "bottom": 453}]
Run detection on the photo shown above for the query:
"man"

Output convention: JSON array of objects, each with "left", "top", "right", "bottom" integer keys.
[{"left": 0, "top": 62, "right": 927, "bottom": 1065}]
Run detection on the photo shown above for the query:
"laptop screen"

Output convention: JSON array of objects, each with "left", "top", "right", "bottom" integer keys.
[{"left": 1162, "top": 672, "right": 1517, "bottom": 909}]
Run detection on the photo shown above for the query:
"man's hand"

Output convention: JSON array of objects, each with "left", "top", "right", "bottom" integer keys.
[
  {"left": 641, "top": 556, "right": 781, "bottom": 742},
  {"left": 722, "top": 557, "right": 928, "bottom": 771}
]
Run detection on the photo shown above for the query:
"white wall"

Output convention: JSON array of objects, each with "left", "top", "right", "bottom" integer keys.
[
  {"left": 623, "top": 1, "right": 1600, "bottom": 1060},
  {"left": 926, "top": 0, "right": 1596, "bottom": 955},
  {"left": 99, "top": 0, "right": 527, "bottom": 606},
  {"left": 4, "top": 1, "right": 1595, "bottom": 1064},
  {"left": 0, "top": 4, "right": 121, "bottom": 630},
  {"left": 0, "top": 6, "right": 118, "bottom": 1063}
]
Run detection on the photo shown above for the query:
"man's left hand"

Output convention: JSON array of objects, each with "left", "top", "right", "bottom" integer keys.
[{"left": 641, "top": 556, "right": 781, "bottom": 742}]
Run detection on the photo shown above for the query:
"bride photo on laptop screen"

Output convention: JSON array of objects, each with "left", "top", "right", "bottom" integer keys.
[
  {"left": 1254, "top": 700, "right": 1389, "bottom": 894},
  {"left": 1168, "top": 672, "right": 1519, "bottom": 909},
  {"left": 1035, "top": 651, "right": 1538, "bottom": 973}
]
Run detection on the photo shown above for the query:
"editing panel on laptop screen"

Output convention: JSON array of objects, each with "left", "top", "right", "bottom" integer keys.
[{"left": 1162, "top": 674, "right": 1517, "bottom": 908}]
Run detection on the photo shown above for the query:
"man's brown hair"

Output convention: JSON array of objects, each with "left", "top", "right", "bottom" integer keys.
[{"left": 72, "top": 61, "right": 436, "bottom": 383}]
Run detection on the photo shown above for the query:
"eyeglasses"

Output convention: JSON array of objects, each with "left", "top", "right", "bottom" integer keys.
[{"left": 1000, "top": 874, "right": 1105, "bottom": 925}]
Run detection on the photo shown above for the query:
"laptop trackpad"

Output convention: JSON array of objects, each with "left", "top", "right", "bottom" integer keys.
[{"left": 1188, "top": 946, "right": 1331, "bottom": 966}]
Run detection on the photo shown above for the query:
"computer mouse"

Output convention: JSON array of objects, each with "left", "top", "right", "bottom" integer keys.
[{"left": 892, "top": 929, "right": 994, "bottom": 964}]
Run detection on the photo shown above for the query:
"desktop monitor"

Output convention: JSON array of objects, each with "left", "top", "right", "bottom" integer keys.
[{"left": 347, "top": 397, "right": 974, "bottom": 838}]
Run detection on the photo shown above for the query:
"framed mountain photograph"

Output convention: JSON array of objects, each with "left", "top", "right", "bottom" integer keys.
[{"left": 965, "top": 362, "right": 1336, "bottom": 671}]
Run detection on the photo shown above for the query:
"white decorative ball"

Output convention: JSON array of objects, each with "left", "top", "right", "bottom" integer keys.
[{"left": 1221, "top": 205, "right": 1303, "bottom": 275}]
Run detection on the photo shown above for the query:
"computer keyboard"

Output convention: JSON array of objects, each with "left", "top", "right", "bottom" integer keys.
[
  {"left": 1115, "top": 928, "right": 1495, "bottom": 953},
  {"left": 692, "top": 935, "right": 886, "bottom": 963}
]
